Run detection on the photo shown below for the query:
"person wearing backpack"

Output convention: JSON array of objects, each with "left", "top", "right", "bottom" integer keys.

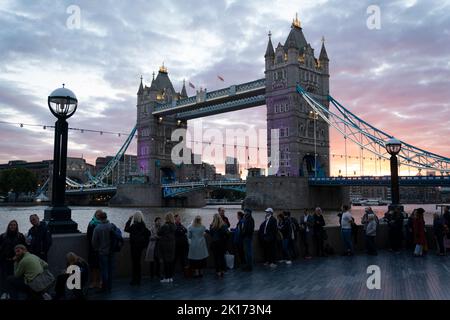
[
  {"left": 125, "top": 211, "right": 150, "bottom": 286},
  {"left": 92, "top": 211, "right": 119, "bottom": 293}
]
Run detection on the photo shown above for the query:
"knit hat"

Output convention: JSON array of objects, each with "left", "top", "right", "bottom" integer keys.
[{"left": 14, "top": 244, "right": 27, "bottom": 251}]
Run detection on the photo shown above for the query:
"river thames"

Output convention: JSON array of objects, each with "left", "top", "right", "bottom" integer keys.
[{"left": 0, "top": 204, "right": 439, "bottom": 234}]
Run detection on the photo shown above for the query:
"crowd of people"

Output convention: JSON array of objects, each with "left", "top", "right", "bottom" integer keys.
[{"left": 0, "top": 205, "right": 449, "bottom": 300}]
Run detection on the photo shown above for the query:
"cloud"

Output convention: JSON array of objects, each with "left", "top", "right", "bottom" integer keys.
[{"left": 0, "top": 0, "right": 448, "bottom": 177}]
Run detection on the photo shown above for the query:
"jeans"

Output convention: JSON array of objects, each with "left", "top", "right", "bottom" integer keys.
[
  {"left": 233, "top": 242, "right": 245, "bottom": 267},
  {"left": 282, "top": 239, "right": 291, "bottom": 260},
  {"left": 175, "top": 242, "right": 189, "bottom": 271},
  {"left": 6, "top": 276, "right": 31, "bottom": 300},
  {"left": 0, "top": 260, "right": 14, "bottom": 294},
  {"left": 99, "top": 254, "right": 114, "bottom": 291},
  {"left": 435, "top": 235, "right": 445, "bottom": 254},
  {"left": 162, "top": 260, "right": 175, "bottom": 279},
  {"left": 130, "top": 245, "right": 144, "bottom": 284},
  {"left": 341, "top": 229, "right": 353, "bottom": 254},
  {"left": 243, "top": 237, "right": 253, "bottom": 269},
  {"left": 301, "top": 232, "right": 312, "bottom": 257},
  {"left": 313, "top": 233, "right": 324, "bottom": 256},
  {"left": 262, "top": 240, "right": 276, "bottom": 264},
  {"left": 288, "top": 237, "right": 299, "bottom": 259},
  {"left": 211, "top": 241, "right": 226, "bottom": 273},
  {"left": 365, "top": 235, "right": 377, "bottom": 255}
]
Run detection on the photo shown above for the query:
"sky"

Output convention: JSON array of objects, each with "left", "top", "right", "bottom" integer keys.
[{"left": 0, "top": 0, "right": 449, "bottom": 176}]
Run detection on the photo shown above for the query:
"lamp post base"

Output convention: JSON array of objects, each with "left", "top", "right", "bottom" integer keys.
[
  {"left": 388, "top": 204, "right": 404, "bottom": 212},
  {"left": 44, "top": 206, "right": 79, "bottom": 234}
]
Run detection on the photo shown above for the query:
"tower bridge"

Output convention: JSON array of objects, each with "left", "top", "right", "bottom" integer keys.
[{"left": 36, "top": 16, "right": 450, "bottom": 209}]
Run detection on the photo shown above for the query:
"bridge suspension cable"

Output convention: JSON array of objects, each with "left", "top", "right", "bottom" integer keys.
[
  {"left": 296, "top": 85, "right": 450, "bottom": 173},
  {"left": 36, "top": 126, "right": 138, "bottom": 194}
]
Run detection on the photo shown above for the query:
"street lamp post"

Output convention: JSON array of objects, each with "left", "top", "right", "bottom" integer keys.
[
  {"left": 44, "top": 84, "right": 79, "bottom": 234},
  {"left": 385, "top": 137, "right": 403, "bottom": 212},
  {"left": 309, "top": 111, "right": 319, "bottom": 178}
]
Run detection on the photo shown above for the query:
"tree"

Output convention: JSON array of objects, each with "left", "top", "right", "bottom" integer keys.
[{"left": 0, "top": 168, "right": 38, "bottom": 195}]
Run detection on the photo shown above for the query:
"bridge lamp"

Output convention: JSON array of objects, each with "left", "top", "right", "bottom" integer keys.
[
  {"left": 385, "top": 137, "right": 402, "bottom": 211},
  {"left": 44, "top": 84, "right": 79, "bottom": 234}
]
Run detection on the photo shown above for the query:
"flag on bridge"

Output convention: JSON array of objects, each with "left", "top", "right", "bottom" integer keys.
[
  {"left": 217, "top": 75, "right": 224, "bottom": 81},
  {"left": 189, "top": 81, "right": 195, "bottom": 89}
]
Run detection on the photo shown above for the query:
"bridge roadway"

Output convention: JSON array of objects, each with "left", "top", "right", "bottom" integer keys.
[
  {"left": 64, "top": 175, "right": 450, "bottom": 196},
  {"left": 308, "top": 175, "right": 450, "bottom": 186},
  {"left": 152, "top": 79, "right": 266, "bottom": 120}
]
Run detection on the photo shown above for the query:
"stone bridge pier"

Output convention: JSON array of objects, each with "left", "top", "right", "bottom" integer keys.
[{"left": 243, "top": 176, "right": 349, "bottom": 210}]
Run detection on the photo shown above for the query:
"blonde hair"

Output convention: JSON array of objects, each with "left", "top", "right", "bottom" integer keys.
[
  {"left": 193, "top": 215, "right": 202, "bottom": 227},
  {"left": 133, "top": 211, "right": 144, "bottom": 224},
  {"left": 165, "top": 213, "right": 175, "bottom": 224},
  {"left": 211, "top": 213, "right": 225, "bottom": 229}
]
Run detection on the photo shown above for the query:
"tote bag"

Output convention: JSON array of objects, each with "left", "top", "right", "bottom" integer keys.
[
  {"left": 225, "top": 252, "right": 235, "bottom": 269},
  {"left": 28, "top": 269, "right": 55, "bottom": 293}
]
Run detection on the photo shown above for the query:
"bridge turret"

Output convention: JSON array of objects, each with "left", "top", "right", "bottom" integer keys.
[
  {"left": 319, "top": 36, "right": 329, "bottom": 74},
  {"left": 265, "top": 31, "right": 275, "bottom": 70},
  {"left": 265, "top": 14, "right": 330, "bottom": 177},
  {"left": 319, "top": 37, "right": 330, "bottom": 97},
  {"left": 180, "top": 79, "right": 188, "bottom": 99}
]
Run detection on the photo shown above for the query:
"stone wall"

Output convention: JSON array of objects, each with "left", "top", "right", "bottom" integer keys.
[
  {"left": 110, "top": 183, "right": 207, "bottom": 208},
  {"left": 244, "top": 176, "right": 349, "bottom": 210},
  {"left": 47, "top": 224, "right": 437, "bottom": 278},
  {"left": 110, "top": 183, "right": 162, "bottom": 207}
]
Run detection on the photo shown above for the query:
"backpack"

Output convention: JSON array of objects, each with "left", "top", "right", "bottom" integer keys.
[{"left": 110, "top": 224, "right": 124, "bottom": 253}]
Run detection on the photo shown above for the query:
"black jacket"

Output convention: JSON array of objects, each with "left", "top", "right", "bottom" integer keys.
[
  {"left": 278, "top": 218, "right": 292, "bottom": 240},
  {"left": 242, "top": 213, "right": 255, "bottom": 239},
  {"left": 258, "top": 216, "right": 277, "bottom": 242},
  {"left": 174, "top": 222, "right": 189, "bottom": 247},
  {"left": 27, "top": 222, "right": 52, "bottom": 256},
  {"left": 313, "top": 214, "right": 325, "bottom": 235},
  {"left": 124, "top": 220, "right": 151, "bottom": 248},
  {"left": 0, "top": 231, "right": 26, "bottom": 261},
  {"left": 208, "top": 225, "right": 229, "bottom": 243}
]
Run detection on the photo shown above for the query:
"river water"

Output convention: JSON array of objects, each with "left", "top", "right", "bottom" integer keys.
[{"left": 0, "top": 204, "right": 440, "bottom": 234}]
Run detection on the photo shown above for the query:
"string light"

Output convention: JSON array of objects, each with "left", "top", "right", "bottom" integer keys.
[
  {"left": 0, "top": 120, "right": 131, "bottom": 137},
  {"left": 0, "top": 119, "right": 398, "bottom": 163}
]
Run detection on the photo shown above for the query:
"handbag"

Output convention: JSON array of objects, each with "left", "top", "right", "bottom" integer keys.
[
  {"left": 28, "top": 269, "right": 55, "bottom": 293},
  {"left": 224, "top": 252, "right": 235, "bottom": 269}
]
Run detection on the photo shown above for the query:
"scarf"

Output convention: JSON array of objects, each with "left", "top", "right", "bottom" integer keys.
[{"left": 89, "top": 215, "right": 101, "bottom": 227}]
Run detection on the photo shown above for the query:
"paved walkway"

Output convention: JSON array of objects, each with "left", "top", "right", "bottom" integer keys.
[{"left": 90, "top": 251, "right": 450, "bottom": 300}]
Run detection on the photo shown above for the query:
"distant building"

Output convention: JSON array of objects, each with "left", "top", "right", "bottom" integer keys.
[
  {"left": 247, "top": 168, "right": 265, "bottom": 178},
  {"left": 350, "top": 185, "right": 442, "bottom": 204},
  {"left": 0, "top": 160, "right": 51, "bottom": 186},
  {"left": 0, "top": 158, "right": 94, "bottom": 185},
  {"left": 225, "top": 157, "right": 240, "bottom": 179},
  {"left": 95, "top": 154, "right": 137, "bottom": 184},
  {"left": 179, "top": 153, "right": 217, "bottom": 182}
]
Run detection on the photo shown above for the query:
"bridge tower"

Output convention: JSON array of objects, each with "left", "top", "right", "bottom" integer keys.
[
  {"left": 265, "top": 15, "right": 330, "bottom": 177},
  {"left": 136, "top": 65, "right": 188, "bottom": 184}
]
